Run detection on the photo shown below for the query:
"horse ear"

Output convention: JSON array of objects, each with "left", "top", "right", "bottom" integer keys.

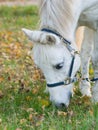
[
  {"left": 22, "top": 28, "right": 41, "bottom": 43},
  {"left": 22, "top": 28, "right": 58, "bottom": 45}
]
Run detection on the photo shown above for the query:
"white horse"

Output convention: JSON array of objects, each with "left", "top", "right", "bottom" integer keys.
[{"left": 22, "top": 0, "right": 98, "bottom": 108}]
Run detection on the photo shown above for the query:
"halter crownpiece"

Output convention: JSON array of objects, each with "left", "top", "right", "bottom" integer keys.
[
  {"left": 41, "top": 28, "right": 71, "bottom": 45},
  {"left": 41, "top": 28, "right": 79, "bottom": 55}
]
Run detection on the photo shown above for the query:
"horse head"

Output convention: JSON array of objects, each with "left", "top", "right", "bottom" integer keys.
[{"left": 22, "top": 28, "right": 81, "bottom": 108}]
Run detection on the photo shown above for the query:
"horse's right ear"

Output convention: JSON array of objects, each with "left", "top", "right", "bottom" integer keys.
[{"left": 22, "top": 28, "right": 60, "bottom": 45}]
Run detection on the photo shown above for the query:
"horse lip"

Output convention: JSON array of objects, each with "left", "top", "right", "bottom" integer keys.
[{"left": 55, "top": 102, "right": 67, "bottom": 109}]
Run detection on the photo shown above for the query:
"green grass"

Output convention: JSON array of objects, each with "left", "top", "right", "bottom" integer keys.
[
  {"left": 0, "top": 5, "right": 98, "bottom": 130},
  {"left": 0, "top": 6, "right": 39, "bottom": 30}
]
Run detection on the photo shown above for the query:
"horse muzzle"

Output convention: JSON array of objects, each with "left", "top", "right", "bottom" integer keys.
[{"left": 53, "top": 91, "right": 72, "bottom": 109}]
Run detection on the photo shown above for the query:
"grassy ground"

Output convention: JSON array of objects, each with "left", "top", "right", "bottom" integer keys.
[{"left": 0, "top": 6, "right": 98, "bottom": 130}]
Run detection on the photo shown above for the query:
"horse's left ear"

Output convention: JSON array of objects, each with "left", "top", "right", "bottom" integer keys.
[
  {"left": 22, "top": 28, "right": 59, "bottom": 45},
  {"left": 22, "top": 28, "right": 42, "bottom": 43}
]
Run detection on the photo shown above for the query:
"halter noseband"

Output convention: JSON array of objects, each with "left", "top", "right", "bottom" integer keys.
[{"left": 41, "top": 28, "right": 79, "bottom": 87}]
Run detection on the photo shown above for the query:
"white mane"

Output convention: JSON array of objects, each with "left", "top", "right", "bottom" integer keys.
[{"left": 39, "top": 0, "right": 74, "bottom": 38}]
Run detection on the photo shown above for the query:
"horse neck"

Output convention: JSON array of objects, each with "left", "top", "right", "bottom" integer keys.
[
  {"left": 82, "top": 0, "right": 98, "bottom": 9},
  {"left": 39, "top": 0, "right": 82, "bottom": 46}
]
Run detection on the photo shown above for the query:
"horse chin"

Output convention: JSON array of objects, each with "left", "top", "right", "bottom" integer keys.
[
  {"left": 49, "top": 86, "right": 73, "bottom": 109},
  {"left": 51, "top": 98, "right": 70, "bottom": 109}
]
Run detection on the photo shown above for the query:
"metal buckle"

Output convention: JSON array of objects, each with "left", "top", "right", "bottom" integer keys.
[{"left": 64, "top": 78, "right": 71, "bottom": 85}]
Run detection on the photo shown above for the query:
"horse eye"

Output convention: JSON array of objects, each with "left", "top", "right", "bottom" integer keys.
[{"left": 55, "top": 62, "right": 64, "bottom": 70}]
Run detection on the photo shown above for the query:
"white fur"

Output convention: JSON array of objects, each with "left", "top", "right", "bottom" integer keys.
[{"left": 23, "top": 0, "right": 98, "bottom": 106}]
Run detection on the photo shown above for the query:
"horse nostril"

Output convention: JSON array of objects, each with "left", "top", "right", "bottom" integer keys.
[
  {"left": 55, "top": 103, "right": 66, "bottom": 108},
  {"left": 60, "top": 103, "right": 66, "bottom": 107}
]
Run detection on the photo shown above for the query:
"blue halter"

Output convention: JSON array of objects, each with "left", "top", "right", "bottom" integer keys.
[{"left": 41, "top": 28, "right": 79, "bottom": 87}]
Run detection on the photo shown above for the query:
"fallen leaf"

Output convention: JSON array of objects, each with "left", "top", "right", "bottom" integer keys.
[
  {"left": 26, "top": 108, "right": 34, "bottom": 113},
  {"left": 40, "top": 99, "right": 50, "bottom": 107},
  {"left": 0, "top": 77, "right": 4, "bottom": 82},
  {"left": 26, "top": 96, "right": 32, "bottom": 101},
  {"left": 68, "top": 119, "right": 72, "bottom": 124},
  {"left": 4, "top": 126, "right": 7, "bottom": 130},
  {"left": 0, "top": 118, "right": 2, "bottom": 124},
  {"left": 89, "top": 110, "right": 94, "bottom": 116},
  {"left": 16, "top": 128, "right": 22, "bottom": 130},
  {"left": 32, "top": 88, "right": 38, "bottom": 94},
  {"left": 0, "top": 90, "right": 4, "bottom": 98},
  {"left": 68, "top": 110, "right": 74, "bottom": 117},
  {"left": 49, "top": 127, "right": 56, "bottom": 130},
  {"left": 35, "top": 115, "right": 44, "bottom": 127},
  {"left": 29, "top": 114, "right": 33, "bottom": 121},
  {"left": 57, "top": 111, "right": 67, "bottom": 116},
  {"left": 20, "top": 119, "right": 27, "bottom": 125},
  {"left": 81, "top": 95, "right": 91, "bottom": 105}
]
